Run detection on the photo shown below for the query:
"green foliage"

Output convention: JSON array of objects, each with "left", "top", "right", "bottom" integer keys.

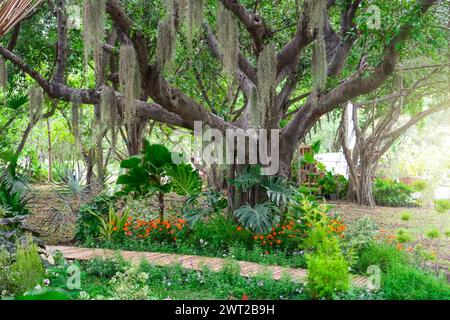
[
  {"left": 300, "top": 197, "right": 350, "bottom": 299},
  {"left": 75, "top": 194, "right": 116, "bottom": 243},
  {"left": 0, "top": 248, "right": 14, "bottom": 295},
  {"left": 89, "top": 206, "right": 129, "bottom": 242},
  {"left": 164, "top": 163, "right": 202, "bottom": 196},
  {"left": 396, "top": 228, "right": 413, "bottom": 243},
  {"left": 411, "top": 180, "right": 427, "bottom": 192},
  {"left": 261, "top": 176, "right": 295, "bottom": 206},
  {"left": 11, "top": 239, "right": 45, "bottom": 294},
  {"left": 342, "top": 216, "right": 379, "bottom": 264},
  {"left": 434, "top": 199, "right": 450, "bottom": 213},
  {"left": 0, "top": 181, "right": 29, "bottom": 216},
  {"left": 84, "top": 255, "right": 129, "bottom": 278},
  {"left": 234, "top": 202, "right": 280, "bottom": 234},
  {"left": 306, "top": 250, "right": 350, "bottom": 299},
  {"left": 382, "top": 264, "right": 450, "bottom": 300},
  {"left": 16, "top": 288, "right": 71, "bottom": 300},
  {"left": 400, "top": 211, "right": 411, "bottom": 221},
  {"left": 373, "top": 178, "right": 415, "bottom": 207},
  {"left": 353, "top": 243, "right": 409, "bottom": 274},
  {"left": 425, "top": 229, "right": 440, "bottom": 239},
  {"left": 229, "top": 165, "right": 262, "bottom": 192},
  {"left": 189, "top": 214, "right": 253, "bottom": 250},
  {"left": 182, "top": 190, "right": 228, "bottom": 226}
]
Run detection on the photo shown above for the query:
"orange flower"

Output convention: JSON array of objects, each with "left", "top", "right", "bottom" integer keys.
[
  {"left": 242, "top": 294, "right": 249, "bottom": 300},
  {"left": 276, "top": 240, "right": 282, "bottom": 245},
  {"left": 236, "top": 226, "right": 242, "bottom": 231},
  {"left": 112, "top": 227, "right": 117, "bottom": 231},
  {"left": 406, "top": 246, "right": 414, "bottom": 252}
]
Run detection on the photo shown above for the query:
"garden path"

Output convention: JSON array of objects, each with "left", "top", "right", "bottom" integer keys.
[{"left": 46, "top": 245, "right": 369, "bottom": 288}]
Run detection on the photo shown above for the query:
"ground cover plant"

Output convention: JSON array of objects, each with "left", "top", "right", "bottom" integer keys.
[{"left": 0, "top": 0, "right": 449, "bottom": 303}]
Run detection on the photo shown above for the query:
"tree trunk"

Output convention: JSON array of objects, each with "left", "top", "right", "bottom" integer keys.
[
  {"left": 46, "top": 118, "right": 53, "bottom": 183},
  {"left": 85, "top": 153, "right": 94, "bottom": 189},
  {"left": 357, "top": 163, "right": 376, "bottom": 207},
  {"left": 158, "top": 192, "right": 165, "bottom": 221}
]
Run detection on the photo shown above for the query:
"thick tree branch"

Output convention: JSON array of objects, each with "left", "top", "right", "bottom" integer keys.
[{"left": 219, "top": 0, "right": 270, "bottom": 53}]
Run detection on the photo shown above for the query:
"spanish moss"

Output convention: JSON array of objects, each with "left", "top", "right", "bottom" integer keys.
[
  {"left": 256, "top": 43, "right": 277, "bottom": 129},
  {"left": 217, "top": 2, "right": 239, "bottom": 79},
  {"left": 0, "top": 56, "right": 7, "bottom": 91},
  {"left": 101, "top": 86, "right": 118, "bottom": 155},
  {"left": 29, "top": 86, "right": 44, "bottom": 123},
  {"left": 184, "top": 0, "right": 203, "bottom": 51},
  {"left": 119, "top": 44, "right": 140, "bottom": 126},
  {"left": 83, "top": 0, "right": 106, "bottom": 78},
  {"left": 156, "top": 0, "right": 177, "bottom": 70}
]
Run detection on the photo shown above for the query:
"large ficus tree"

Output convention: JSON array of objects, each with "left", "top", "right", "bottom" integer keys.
[{"left": 0, "top": 0, "right": 447, "bottom": 206}]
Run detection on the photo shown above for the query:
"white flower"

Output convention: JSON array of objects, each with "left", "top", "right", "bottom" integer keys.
[
  {"left": 34, "top": 285, "right": 42, "bottom": 290},
  {"left": 79, "top": 291, "right": 90, "bottom": 300},
  {"left": 43, "top": 279, "right": 50, "bottom": 286}
]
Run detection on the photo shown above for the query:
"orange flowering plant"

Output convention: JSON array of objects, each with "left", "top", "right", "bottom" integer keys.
[{"left": 122, "top": 216, "right": 189, "bottom": 243}]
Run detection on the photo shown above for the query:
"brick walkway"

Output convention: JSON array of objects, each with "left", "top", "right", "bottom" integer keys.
[{"left": 47, "top": 246, "right": 369, "bottom": 288}]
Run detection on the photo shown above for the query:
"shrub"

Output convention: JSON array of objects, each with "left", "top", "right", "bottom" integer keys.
[
  {"left": 445, "top": 230, "right": 450, "bottom": 238},
  {"left": 411, "top": 180, "right": 427, "bottom": 192},
  {"left": 354, "top": 243, "right": 409, "bottom": 274},
  {"left": 124, "top": 216, "right": 189, "bottom": 244},
  {"left": 342, "top": 216, "right": 378, "bottom": 265},
  {"left": 0, "top": 181, "right": 30, "bottom": 216},
  {"left": 84, "top": 255, "right": 129, "bottom": 278},
  {"left": 75, "top": 194, "right": 116, "bottom": 243},
  {"left": 396, "top": 229, "right": 413, "bottom": 243},
  {"left": 383, "top": 264, "right": 450, "bottom": 300},
  {"left": 343, "top": 216, "right": 378, "bottom": 251},
  {"left": 11, "top": 239, "right": 45, "bottom": 294},
  {"left": 434, "top": 199, "right": 450, "bottom": 213},
  {"left": 189, "top": 214, "right": 253, "bottom": 250},
  {"left": 372, "top": 178, "right": 415, "bottom": 207},
  {"left": 0, "top": 248, "right": 14, "bottom": 296},
  {"left": 303, "top": 202, "right": 350, "bottom": 299},
  {"left": 425, "top": 229, "right": 440, "bottom": 239},
  {"left": 400, "top": 212, "right": 411, "bottom": 221}
]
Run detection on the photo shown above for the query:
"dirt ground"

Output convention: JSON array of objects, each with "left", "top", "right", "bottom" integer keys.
[
  {"left": 24, "top": 184, "right": 449, "bottom": 268},
  {"left": 330, "top": 201, "right": 450, "bottom": 269}
]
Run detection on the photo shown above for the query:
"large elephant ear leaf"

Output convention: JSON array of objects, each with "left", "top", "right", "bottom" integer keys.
[
  {"left": 234, "top": 202, "right": 279, "bottom": 234},
  {"left": 144, "top": 143, "right": 173, "bottom": 170},
  {"left": 116, "top": 167, "right": 148, "bottom": 186},
  {"left": 165, "top": 163, "right": 202, "bottom": 196},
  {"left": 120, "top": 156, "right": 141, "bottom": 169}
]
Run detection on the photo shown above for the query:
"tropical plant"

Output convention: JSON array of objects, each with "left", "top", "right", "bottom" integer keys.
[
  {"left": 372, "top": 178, "right": 415, "bottom": 207},
  {"left": 182, "top": 190, "right": 228, "bottom": 226},
  {"left": 229, "top": 165, "right": 262, "bottom": 192},
  {"left": 0, "top": 181, "right": 30, "bottom": 216},
  {"left": 117, "top": 140, "right": 202, "bottom": 220},
  {"left": 234, "top": 202, "right": 280, "bottom": 234},
  {"left": 89, "top": 206, "right": 129, "bottom": 242},
  {"left": 75, "top": 194, "right": 115, "bottom": 243}
]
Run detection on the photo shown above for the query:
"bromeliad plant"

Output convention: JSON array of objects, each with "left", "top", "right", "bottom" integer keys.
[
  {"left": 116, "top": 140, "right": 202, "bottom": 221},
  {"left": 89, "top": 206, "right": 130, "bottom": 242}
]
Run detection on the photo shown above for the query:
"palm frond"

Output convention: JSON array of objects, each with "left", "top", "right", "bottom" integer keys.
[{"left": 0, "top": 0, "right": 44, "bottom": 37}]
